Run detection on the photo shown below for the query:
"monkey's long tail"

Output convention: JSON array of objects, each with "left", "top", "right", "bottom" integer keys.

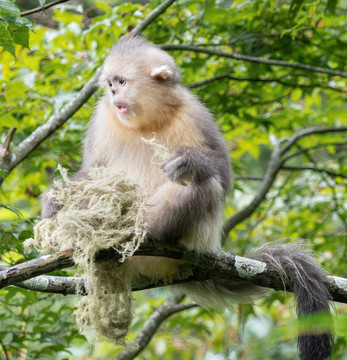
[
  {"left": 181, "top": 243, "right": 333, "bottom": 360},
  {"left": 248, "top": 243, "right": 333, "bottom": 360}
]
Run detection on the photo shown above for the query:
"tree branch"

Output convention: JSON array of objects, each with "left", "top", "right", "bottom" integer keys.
[
  {"left": 161, "top": 44, "right": 347, "bottom": 78},
  {"left": 16, "top": 274, "right": 86, "bottom": 295},
  {"left": 222, "top": 137, "right": 282, "bottom": 235},
  {"left": 0, "top": 250, "right": 74, "bottom": 288},
  {"left": 115, "top": 294, "right": 197, "bottom": 360},
  {"left": 0, "top": 127, "right": 17, "bottom": 158},
  {"left": 281, "top": 141, "right": 347, "bottom": 163},
  {"left": 0, "top": 70, "right": 100, "bottom": 186},
  {"left": 20, "top": 0, "right": 70, "bottom": 16},
  {"left": 222, "top": 126, "right": 347, "bottom": 236},
  {"left": 280, "top": 126, "right": 347, "bottom": 155},
  {"left": 189, "top": 0, "right": 208, "bottom": 45},
  {"left": 130, "top": 0, "right": 176, "bottom": 35},
  {"left": 0, "top": 339, "right": 9, "bottom": 360},
  {"left": 281, "top": 165, "right": 347, "bottom": 179},
  {"left": 1, "top": 244, "right": 347, "bottom": 304},
  {"left": 234, "top": 176, "right": 264, "bottom": 182},
  {"left": 188, "top": 73, "right": 347, "bottom": 93}
]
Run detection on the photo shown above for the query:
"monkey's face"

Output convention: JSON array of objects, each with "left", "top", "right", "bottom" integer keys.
[
  {"left": 100, "top": 39, "right": 182, "bottom": 130},
  {"left": 102, "top": 66, "right": 179, "bottom": 131},
  {"left": 101, "top": 61, "right": 151, "bottom": 129},
  {"left": 105, "top": 74, "right": 136, "bottom": 126}
]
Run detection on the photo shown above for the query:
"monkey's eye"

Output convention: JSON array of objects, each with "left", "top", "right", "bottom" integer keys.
[
  {"left": 107, "top": 80, "right": 112, "bottom": 87},
  {"left": 118, "top": 77, "right": 126, "bottom": 86}
]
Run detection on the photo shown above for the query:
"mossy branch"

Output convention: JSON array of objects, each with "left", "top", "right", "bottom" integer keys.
[{"left": 1, "top": 243, "right": 346, "bottom": 304}]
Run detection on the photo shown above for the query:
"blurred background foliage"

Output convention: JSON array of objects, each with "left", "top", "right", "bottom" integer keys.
[{"left": 0, "top": 0, "right": 346, "bottom": 359}]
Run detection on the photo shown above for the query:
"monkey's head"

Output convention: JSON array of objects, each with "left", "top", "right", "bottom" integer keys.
[{"left": 99, "top": 36, "right": 182, "bottom": 131}]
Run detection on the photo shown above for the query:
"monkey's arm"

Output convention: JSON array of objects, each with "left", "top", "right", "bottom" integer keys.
[
  {"left": 162, "top": 146, "right": 231, "bottom": 193},
  {"left": 163, "top": 146, "right": 231, "bottom": 193},
  {"left": 146, "top": 146, "right": 230, "bottom": 244},
  {"left": 161, "top": 147, "right": 217, "bottom": 183}
]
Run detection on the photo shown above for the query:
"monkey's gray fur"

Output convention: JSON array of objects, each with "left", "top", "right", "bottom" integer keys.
[{"left": 42, "top": 36, "right": 333, "bottom": 360}]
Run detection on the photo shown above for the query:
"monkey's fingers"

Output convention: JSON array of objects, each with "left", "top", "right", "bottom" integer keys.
[{"left": 161, "top": 155, "right": 195, "bottom": 184}]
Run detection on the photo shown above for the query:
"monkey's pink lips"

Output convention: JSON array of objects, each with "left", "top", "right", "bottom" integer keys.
[
  {"left": 113, "top": 101, "right": 129, "bottom": 115},
  {"left": 116, "top": 105, "right": 128, "bottom": 114}
]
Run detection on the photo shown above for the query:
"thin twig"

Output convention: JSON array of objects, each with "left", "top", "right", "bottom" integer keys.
[
  {"left": 282, "top": 141, "right": 347, "bottom": 163},
  {"left": 280, "top": 126, "right": 347, "bottom": 155},
  {"left": 130, "top": 0, "right": 176, "bottom": 35},
  {"left": 189, "top": 0, "right": 208, "bottom": 45},
  {"left": 115, "top": 294, "right": 197, "bottom": 360},
  {"left": 294, "top": 145, "right": 347, "bottom": 260},
  {"left": 0, "top": 339, "right": 9, "bottom": 360},
  {"left": 21, "top": 0, "right": 70, "bottom": 16},
  {"left": 234, "top": 176, "right": 263, "bottom": 182},
  {"left": 188, "top": 73, "right": 347, "bottom": 93},
  {"left": 0, "top": 127, "right": 17, "bottom": 158},
  {"left": 161, "top": 44, "right": 347, "bottom": 78},
  {"left": 281, "top": 165, "right": 346, "bottom": 179}
]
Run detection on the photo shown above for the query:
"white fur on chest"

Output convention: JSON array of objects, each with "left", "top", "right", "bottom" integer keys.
[
  {"left": 109, "top": 142, "right": 166, "bottom": 194},
  {"left": 93, "top": 122, "right": 167, "bottom": 194}
]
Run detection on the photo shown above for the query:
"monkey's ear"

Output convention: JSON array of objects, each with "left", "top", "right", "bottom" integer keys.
[{"left": 150, "top": 65, "right": 175, "bottom": 82}]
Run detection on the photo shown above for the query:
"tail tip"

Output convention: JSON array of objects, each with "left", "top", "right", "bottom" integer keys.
[{"left": 299, "top": 333, "right": 333, "bottom": 360}]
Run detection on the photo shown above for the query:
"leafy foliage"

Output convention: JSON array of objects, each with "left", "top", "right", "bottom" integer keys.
[
  {"left": 0, "top": 0, "right": 32, "bottom": 56},
  {"left": 0, "top": 0, "right": 346, "bottom": 359}
]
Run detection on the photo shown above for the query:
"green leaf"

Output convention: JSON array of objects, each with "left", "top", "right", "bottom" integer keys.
[
  {"left": 18, "top": 230, "right": 33, "bottom": 241},
  {"left": 39, "top": 0, "right": 47, "bottom": 11},
  {"left": 1, "top": 250, "right": 25, "bottom": 263},
  {"left": 0, "top": 0, "right": 20, "bottom": 18},
  {"left": 327, "top": 0, "right": 337, "bottom": 15},
  {"left": 289, "top": 0, "right": 305, "bottom": 19},
  {"left": 6, "top": 15, "right": 33, "bottom": 31},
  {"left": 1, "top": 331, "right": 13, "bottom": 345},
  {"left": 0, "top": 23, "right": 15, "bottom": 56},
  {"left": 7, "top": 24, "right": 29, "bottom": 48},
  {"left": 0, "top": 203, "right": 21, "bottom": 217}
]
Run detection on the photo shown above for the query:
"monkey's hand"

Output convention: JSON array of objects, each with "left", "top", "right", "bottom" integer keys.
[{"left": 161, "top": 146, "right": 217, "bottom": 185}]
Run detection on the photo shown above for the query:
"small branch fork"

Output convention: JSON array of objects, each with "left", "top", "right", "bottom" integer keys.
[
  {"left": 114, "top": 294, "right": 197, "bottom": 360},
  {"left": 0, "top": 127, "right": 17, "bottom": 158},
  {"left": 1, "top": 244, "right": 347, "bottom": 304},
  {"left": 222, "top": 125, "right": 347, "bottom": 236}
]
